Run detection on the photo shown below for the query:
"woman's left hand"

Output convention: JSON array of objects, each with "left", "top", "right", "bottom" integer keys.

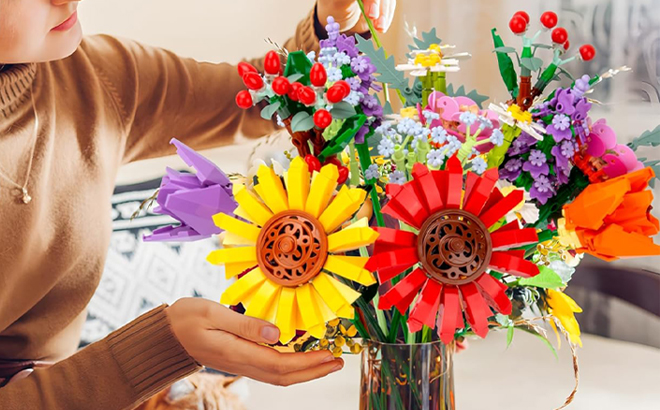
[{"left": 317, "top": 0, "right": 397, "bottom": 34}]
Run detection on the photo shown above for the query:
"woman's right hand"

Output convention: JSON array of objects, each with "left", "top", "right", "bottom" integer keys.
[{"left": 166, "top": 298, "right": 344, "bottom": 386}]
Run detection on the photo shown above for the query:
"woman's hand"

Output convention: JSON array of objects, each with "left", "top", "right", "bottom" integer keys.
[
  {"left": 167, "top": 298, "right": 344, "bottom": 386},
  {"left": 317, "top": 0, "right": 397, "bottom": 34}
]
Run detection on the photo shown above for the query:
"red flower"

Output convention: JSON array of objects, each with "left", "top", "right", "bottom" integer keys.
[{"left": 367, "top": 157, "right": 540, "bottom": 343}]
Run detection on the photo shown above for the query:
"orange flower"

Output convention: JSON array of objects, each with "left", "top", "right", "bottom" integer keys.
[{"left": 560, "top": 167, "right": 660, "bottom": 261}]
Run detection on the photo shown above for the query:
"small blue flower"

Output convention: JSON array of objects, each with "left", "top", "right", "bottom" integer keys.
[
  {"left": 388, "top": 170, "right": 407, "bottom": 185},
  {"left": 344, "top": 91, "right": 363, "bottom": 106},
  {"left": 477, "top": 116, "right": 493, "bottom": 130},
  {"left": 377, "top": 138, "right": 395, "bottom": 157},
  {"left": 459, "top": 112, "right": 478, "bottom": 126},
  {"left": 471, "top": 157, "right": 487, "bottom": 174},
  {"left": 423, "top": 110, "right": 441, "bottom": 122},
  {"left": 365, "top": 164, "right": 380, "bottom": 181},
  {"left": 335, "top": 52, "right": 351, "bottom": 66},
  {"left": 306, "top": 51, "right": 317, "bottom": 62},
  {"left": 396, "top": 118, "right": 417, "bottom": 135},
  {"left": 427, "top": 149, "right": 446, "bottom": 168},
  {"left": 327, "top": 67, "right": 343, "bottom": 82},
  {"left": 431, "top": 126, "right": 448, "bottom": 144},
  {"left": 490, "top": 128, "right": 505, "bottom": 146},
  {"left": 445, "top": 135, "right": 462, "bottom": 157}
]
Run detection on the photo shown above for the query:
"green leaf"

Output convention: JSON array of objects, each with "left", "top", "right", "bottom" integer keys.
[
  {"left": 520, "top": 57, "right": 544, "bottom": 71},
  {"left": 356, "top": 35, "right": 411, "bottom": 93},
  {"left": 519, "top": 265, "right": 566, "bottom": 289},
  {"left": 557, "top": 66, "right": 575, "bottom": 81},
  {"left": 507, "top": 325, "right": 515, "bottom": 347},
  {"left": 330, "top": 102, "right": 357, "bottom": 119},
  {"left": 290, "top": 111, "right": 314, "bottom": 132},
  {"left": 628, "top": 124, "right": 660, "bottom": 151},
  {"left": 283, "top": 51, "right": 312, "bottom": 84},
  {"left": 286, "top": 73, "right": 304, "bottom": 82},
  {"left": 446, "top": 84, "right": 489, "bottom": 109},
  {"left": 408, "top": 28, "right": 442, "bottom": 53},
  {"left": 516, "top": 326, "right": 558, "bottom": 359},
  {"left": 260, "top": 101, "right": 281, "bottom": 120},
  {"left": 491, "top": 28, "right": 519, "bottom": 99},
  {"left": 493, "top": 46, "right": 517, "bottom": 54}
]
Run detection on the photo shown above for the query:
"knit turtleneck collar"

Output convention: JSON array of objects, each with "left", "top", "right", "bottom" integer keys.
[{"left": 0, "top": 63, "right": 37, "bottom": 118}]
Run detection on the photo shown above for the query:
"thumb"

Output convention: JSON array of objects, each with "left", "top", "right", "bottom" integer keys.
[{"left": 207, "top": 303, "right": 281, "bottom": 344}]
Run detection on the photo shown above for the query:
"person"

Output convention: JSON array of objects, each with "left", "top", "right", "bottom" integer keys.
[{"left": 0, "top": 0, "right": 396, "bottom": 408}]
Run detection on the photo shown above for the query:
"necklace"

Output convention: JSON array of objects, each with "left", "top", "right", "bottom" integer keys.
[{"left": 0, "top": 85, "right": 39, "bottom": 204}]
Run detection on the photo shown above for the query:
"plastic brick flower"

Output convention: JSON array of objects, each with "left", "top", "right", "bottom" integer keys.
[
  {"left": 558, "top": 167, "right": 660, "bottom": 261},
  {"left": 367, "top": 157, "right": 540, "bottom": 344},
  {"left": 208, "top": 158, "right": 379, "bottom": 344},
  {"left": 143, "top": 139, "right": 237, "bottom": 242},
  {"left": 546, "top": 289, "right": 583, "bottom": 347}
]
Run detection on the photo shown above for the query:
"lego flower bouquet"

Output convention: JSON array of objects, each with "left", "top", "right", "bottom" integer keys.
[{"left": 143, "top": 7, "right": 660, "bottom": 410}]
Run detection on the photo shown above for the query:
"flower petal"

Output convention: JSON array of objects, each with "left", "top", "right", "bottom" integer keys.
[
  {"left": 296, "top": 284, "right": 328, "bottom": 339},
  {"left": 479, "top": 189, "right": 524, "bottom": 228},
  {"left": 437, "top": 286, "right": 463, "bottom": 344},
  {"left": 207, "top": 246, "right": 257, "bottom": 266},
  {"left": 489, "top": 251, "right": 540, "bottom": 277},
  {"left": 460, "top": 282, "right": 491, "bottom": 338},
  {"left": 319, "top": 186, "right": 366, "bottom": 233},
  {"left": 255, "top": 165, "right": 289, "bottom": 214},
  {"left": 275, "top": 287, "right": 297, "bottom": 344},
  {"left": 286, "top": 157, "right": 311, "bottom": 211},
  {"left": 408, "top": 280, "right": 443, "bottom": 333},
  {"left": 475, "top": 274, "right": 512, "bottom": 315},
  {"left": 234, "top": 185, "right": 274, "bottom": 226},
  {"left": 313, "top": 272, "right": 358, "bottom": 319},
  {"left": 212, "top": 213, "right": 260, "bottom": 244},
  {"left": 306, "top": 164, "right": 339, "bottom": 218},
  {"left": 245, "top": 279, "right": 281, "bottom": 320},
  {"left": 220, "top": 267, "right": 266, "bottom": 305},
  {"left": 379, "top": 268, "right": 428, "bottom": 314},
  {"left": 323, "top": 255, "right": 376, "bottom": 286}
]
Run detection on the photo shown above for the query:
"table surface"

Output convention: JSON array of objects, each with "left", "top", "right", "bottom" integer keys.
[{"left": 245, "top": 332, "right": 660, "bottom": 410}]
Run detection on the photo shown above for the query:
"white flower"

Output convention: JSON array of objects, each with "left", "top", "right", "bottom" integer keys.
[
  {"left": 427, "top": 149, "right": 446, "bottom": 168},
  {"left": 459, "top": 111, "right": 477, "bottom": 126},
  {"left": 431, "top": 126, "right": 448, "bottom": 144},
  {"left": 388, "top": 170, "right": 407, "bottom": 184},
  {"left": 477, "top": 116, "right": 493, "bottom": 130},
  {"left": 327, "top": 67, "right": 343, "bottom": 82},
  {"left": 306, "top": 50, "right": 317, "bottom": 62},
  {"left": 377, "top": 138, "right": 395, "bottom": 157}
]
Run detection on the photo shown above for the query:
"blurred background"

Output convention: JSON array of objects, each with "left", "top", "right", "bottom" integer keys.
[{"left": 77, "top": 1, "right": 660, "bottom": 409}]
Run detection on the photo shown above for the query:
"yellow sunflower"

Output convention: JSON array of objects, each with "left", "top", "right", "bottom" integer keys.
[{"left": 207, "top": 157, "right": 379, "bottom": 344}]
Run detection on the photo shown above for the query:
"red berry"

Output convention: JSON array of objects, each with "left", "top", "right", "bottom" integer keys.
[
  {"left": 298, "top": 86, "right": 317, "bottom": 106},
  {"left": 264, "top": 51, "right": 281, "bottom": 75},
  {"left": 513, "top": 11, "right": 530, "bottom": 24},
  {"left": 235, "top": 90, "right": 253, "bottom": 109},
  {"left": 313, "top": 109, "right": 333, "bottom": 129},
  {"left": 304, "top": 155, "right": 321, "bottom": 173},
  {"left": 335, "top": 80, "right": 351, "bottom": 96},
  {"left": 563, "top": 40, "right": 570, "bottom": 51},
  {"left": 288, "top": 82, "right": 303, "bottom": 101},
  {"left": 337, "top": 166, "right": 349, "bottom": 184},
  {"left": 551, "top": 27, "right": 568, "bottom": 44},
  {"left": 237, "top": 62, "right": 257, "bottom": 77},
  {"left": 325, "top": 157, "right": 342, "bottom": 167},
  {"left": 509, "top": 15, "right": 528, "bottom": 35},
  {"left": 242, "top": 72, "right": 264, "bottom": 90},
  {"left": 310, "top": 63, "right": 328, "bottom": 87},
  {"left": 540, "top": 11, "right": 558, "bottom": 29},
  {"left": 271, "top": 76, "right": 291, "bottom": 96},
  {"left": 326, "top": 81, "right": 351, "bottom": 104},
  {"left": 579, "top": 44, "right": 596, "bottom": 61}
]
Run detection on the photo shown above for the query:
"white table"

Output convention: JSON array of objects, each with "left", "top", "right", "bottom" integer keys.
[{"left": 245, "top": 332, "right": 660, "bottom": 410}]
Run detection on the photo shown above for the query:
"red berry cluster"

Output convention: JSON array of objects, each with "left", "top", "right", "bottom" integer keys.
[
  {"left": 508, "top": 10, "right": 596, "bottom": 61},
  {"left": 235, "top": 51, "right": 353, "bottom": 130}
]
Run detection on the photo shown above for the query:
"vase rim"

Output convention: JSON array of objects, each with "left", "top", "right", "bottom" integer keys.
[{"left": 362, "top": 339, "right": 454, "bottom": 348}]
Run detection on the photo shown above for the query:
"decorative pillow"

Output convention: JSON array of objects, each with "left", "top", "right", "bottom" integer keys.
[{"left": 80, "top": 177, "right": 229, "bottom": 346}]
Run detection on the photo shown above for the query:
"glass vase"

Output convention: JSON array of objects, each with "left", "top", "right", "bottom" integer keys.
[{"left": 359, "top": 340, "right": 455, "bottom": 410}]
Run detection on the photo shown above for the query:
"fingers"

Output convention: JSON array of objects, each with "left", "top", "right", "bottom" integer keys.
[
  {"left": 204, "top": 302, "right": 281, "bottom": 344},
  {"left": 247, "top": 358, "right": 345, "bottom": 387},
  {"left": 362, "top": 0, "right": 382, "bottom": 21},
  {"left": 220, "top": 333, "right": 337, "bottom": 374},
  {"left": 378, "top": 0, "right": 397, "bottom": 33}
]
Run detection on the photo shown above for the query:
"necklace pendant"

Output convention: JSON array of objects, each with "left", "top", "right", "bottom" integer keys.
[{"left": 21, "top": 187, "right": 32, "bottom": 204}]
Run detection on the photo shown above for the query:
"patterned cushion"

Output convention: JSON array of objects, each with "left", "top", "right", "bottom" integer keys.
[{"left": 81, "top": 177, "right": 229, "bottom": 346}]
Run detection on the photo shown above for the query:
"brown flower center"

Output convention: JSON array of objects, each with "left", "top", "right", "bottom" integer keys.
[
  {"left": 257, "top": 210, "right": 328, "bottom": 287},
  {"left": 417, "top": 209, "right": 492, "bottom": 285}
]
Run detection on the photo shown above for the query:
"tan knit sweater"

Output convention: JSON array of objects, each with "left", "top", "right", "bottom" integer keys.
[{"left": 0, "top": 9, "right": 318, "bottom": 410}]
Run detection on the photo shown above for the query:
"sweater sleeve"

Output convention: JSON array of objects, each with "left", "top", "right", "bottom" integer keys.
[
  {"left": 0, "top": 306, "right": 200, "bottom": 410},
  {"left": 82, "top": 8, "right": 320, "bottom": 164}
]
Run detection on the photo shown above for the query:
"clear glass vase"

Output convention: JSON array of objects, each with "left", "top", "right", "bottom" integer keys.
[{"left": 359, "top": 340, "right": 455, "bottom": 410}]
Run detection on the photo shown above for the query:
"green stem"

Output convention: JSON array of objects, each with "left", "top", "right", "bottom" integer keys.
[
  {"left": 348, "top": 142, "right": 360, "bottom": 187},
  {"left": 361, "top": 246, "right": 389, "bottom": 337}
]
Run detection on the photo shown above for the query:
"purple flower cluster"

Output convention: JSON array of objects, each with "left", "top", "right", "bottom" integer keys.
[{"left": 319, "top": 17, "right": 383, "bottom": 144}]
